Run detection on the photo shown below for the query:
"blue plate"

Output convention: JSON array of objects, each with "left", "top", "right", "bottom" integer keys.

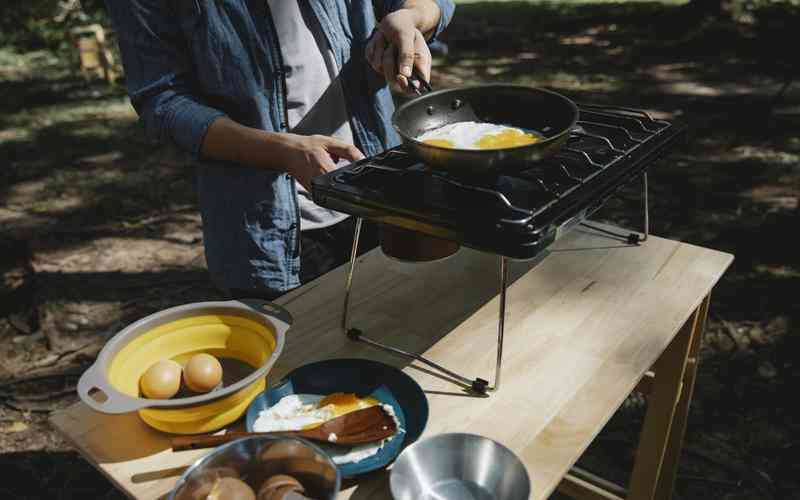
[{"left": 246, "top": 358, "right": 429, "bottom": 478}]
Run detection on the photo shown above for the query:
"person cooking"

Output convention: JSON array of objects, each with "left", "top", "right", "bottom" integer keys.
[{"left": 103, "top": 0, "right": 455, "bottom": 299}]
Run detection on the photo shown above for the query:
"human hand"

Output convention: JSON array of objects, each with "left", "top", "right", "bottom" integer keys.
[
  {"left": 366, "top": 11, "right": 432, "bottom": 93},
  {"left": 281, "top": 134, "right": 364, "bottom": 191}
]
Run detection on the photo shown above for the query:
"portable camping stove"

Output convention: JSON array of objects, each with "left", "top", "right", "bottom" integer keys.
[{"left": 311, "top": 104, "right": 686, "bottom": 394}]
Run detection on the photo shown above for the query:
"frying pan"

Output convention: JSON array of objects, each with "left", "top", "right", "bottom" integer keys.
[{"left": 392, "top": 83, "right": 578, "bottom": 176}]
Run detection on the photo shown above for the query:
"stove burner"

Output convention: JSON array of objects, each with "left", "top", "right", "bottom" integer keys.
[{"left": 314, "top": 104, "right": 683, "bottom": 259}]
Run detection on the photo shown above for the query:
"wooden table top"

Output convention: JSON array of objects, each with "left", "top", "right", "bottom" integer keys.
[{"left": 51, "top": 223, "right": 733, "bottom": 500}]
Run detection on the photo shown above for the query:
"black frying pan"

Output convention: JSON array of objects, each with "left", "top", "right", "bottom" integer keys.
[{"left": 392, "top": 83, "right": 578, "bottom": 176}]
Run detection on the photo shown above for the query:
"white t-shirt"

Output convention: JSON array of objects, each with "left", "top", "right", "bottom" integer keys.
[{"left": 267, "top": 0, "right": 353, "bottom": 231}]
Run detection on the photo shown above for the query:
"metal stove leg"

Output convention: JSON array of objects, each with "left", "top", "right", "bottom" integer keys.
[
  {"left": 341, "top": 217, "right": 363, "bottom": 338},
  {"left": 580, "top": 171, "right": 651, "bottom": 245},
  {"left": 641, "top": 172, "right": 650, "bottom": 242},
  {"left": 340, "top": 217, "right": 501, "bottom": 395},
  {"left": 489, "top": 256, "right": 509, "bottom": 392}
]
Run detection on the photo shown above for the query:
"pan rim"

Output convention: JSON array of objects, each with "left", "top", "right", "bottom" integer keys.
[{"left": 391, "top": 83, "right": 579, "bottom": 154}]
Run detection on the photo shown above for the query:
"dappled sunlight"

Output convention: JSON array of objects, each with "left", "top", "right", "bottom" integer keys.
[
  {"left": 34, "top": 233, "right": 206, "bottom": 276},
  {"left": 559, "top": 34, "right": 611, "bottom": 46},
  {"left": 754, "top": 264, "right": 800, "bottom": 278},
  {"left": 436, "top": 53, "right": 625, "bottom": 91},
  {"left": 21, "top": 192, "right": 86, "bottom": 215},
  {"left": 640, "top": 61, "right": 790, "bottom": 97},
  {"left": 723, "top": 145, "right": 800, "bottom": 165},
  {"left": 658, "top": 79, "right": 767, "bottom": 97},
  {"left": 0, "top": 127, "right": 32, "bottom": 142},
  {"left": 741, "top": 182, "right": 800, "bottom": 212},
  {"left": 2, "top": 181, "right": 87, "bottom": 225}
]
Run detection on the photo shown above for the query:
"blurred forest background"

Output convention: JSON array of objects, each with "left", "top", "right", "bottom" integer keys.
[{"left": 1, "top": 0, "right": 798, "bottom": 498}]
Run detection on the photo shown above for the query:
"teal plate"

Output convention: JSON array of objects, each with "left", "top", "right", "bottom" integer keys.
[{"left": 246, "top": 358, "right": 428, "bottom": 478}]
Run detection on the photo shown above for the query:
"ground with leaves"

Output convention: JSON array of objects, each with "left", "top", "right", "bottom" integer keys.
[{"left": 1, "top": 2, "right": 798, "bottom": 499}]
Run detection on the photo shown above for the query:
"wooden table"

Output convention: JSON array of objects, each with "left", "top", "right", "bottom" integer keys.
[{"left": 51, "top": 223, "right": 732, "bottom": 500}]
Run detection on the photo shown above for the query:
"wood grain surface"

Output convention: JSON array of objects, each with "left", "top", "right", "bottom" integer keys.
[{"left": 51, "top": 223, "right": 733, "bottom": 500}]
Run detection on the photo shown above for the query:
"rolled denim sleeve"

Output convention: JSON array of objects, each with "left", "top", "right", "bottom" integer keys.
[
  {"left": 104, "top": 0, "right": 225, "bottom": 159},
  {"left": 429, "top": 0, "right": 455, "bottom": 40}
]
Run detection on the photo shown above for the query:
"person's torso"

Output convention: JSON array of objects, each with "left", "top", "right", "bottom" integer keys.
[
  {"left": 172, "top": 0, "right": 395, "bottom": 154},
  {"left": 268, "top": 0, "right": 352, "bottom": 231},
  {"left": 175, "top": 0, "right": 400, "bottom": 293}
]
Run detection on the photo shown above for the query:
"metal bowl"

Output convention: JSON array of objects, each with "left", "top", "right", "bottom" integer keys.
[
  {"left": 169, "top": 435, "right": 341, "bottom": 500},
  {"left": 390, "top": 433, "right": 530, "bottom": 500}
]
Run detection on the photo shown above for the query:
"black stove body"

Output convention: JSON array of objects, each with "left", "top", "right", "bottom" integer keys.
[
  {"left": 312, "top": 105, "right": 685, "bottom": 259},
  {"left": 310, "top": 103, "right": 685, "bottom": 394}
]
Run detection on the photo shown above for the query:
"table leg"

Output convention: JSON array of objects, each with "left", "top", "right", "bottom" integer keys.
[
  {"left": 556, "top": 294, "right": 712, "bottom": 500},
  {"left": 627, "top": 293, "right": 711, "bottom": 500},
  {"left": 652, "top": 294, "right": 710, "bottom": 500}
]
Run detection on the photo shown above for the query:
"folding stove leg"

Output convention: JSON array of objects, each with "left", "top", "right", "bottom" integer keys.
[
  {"left": 580, "top": 171, "right": 650, "bottom": 244},
  {"left": 488, "top": 256, "right": 509, "bottom": 392},
  {"left": 641, "top": 172, "right": 650, "bottom": 242},
  {"left": 340, "top": 217, "right": 363, "bottom": 338},
  {"left": 341, "top": 217, "right": 508, "bottom": 395}
]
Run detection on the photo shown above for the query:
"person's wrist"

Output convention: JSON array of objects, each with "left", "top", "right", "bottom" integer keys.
[
  {"left": 272, "top": 132, "right": 304, "bottom": 175},
  {"left": 244, "top": 129, "right": 295, "bottom": 173},
  {"left": 399, "top": 7, "right": 424, "bottom": 31},
  {"left": 381, "top": 8, "right": 418, "bottom": 34},
  {"left": 399, "top": 1, "right": 439, "bottom": 35}
]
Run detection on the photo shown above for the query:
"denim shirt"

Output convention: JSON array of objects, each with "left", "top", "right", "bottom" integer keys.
[{"left": 104, "top": 0, "right": 454, "bottom": 295}]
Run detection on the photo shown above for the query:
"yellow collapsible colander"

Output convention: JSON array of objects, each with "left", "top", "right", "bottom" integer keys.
[{"left": 77, "top": 299, "right": 290, "bottom": 434}]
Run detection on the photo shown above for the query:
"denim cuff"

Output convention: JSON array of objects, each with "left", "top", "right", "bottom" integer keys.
[
  {"left": 430, "top": 0, "right": 455, "bottom": 42},
  {"left": 169, "top": 97, "right": 227, "bottom": 160}
]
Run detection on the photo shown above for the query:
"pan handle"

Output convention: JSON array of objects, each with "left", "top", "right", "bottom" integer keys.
[{"left": 408, "top": 67, "right": 433, "bottom": 96}]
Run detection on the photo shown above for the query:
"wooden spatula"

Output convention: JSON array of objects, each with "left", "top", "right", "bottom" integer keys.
[{"left": 171, "top": 405, "right": 397, "bottom": 452}]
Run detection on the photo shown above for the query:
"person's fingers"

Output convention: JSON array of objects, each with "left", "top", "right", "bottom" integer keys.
[
  {"left": 395, "top": 29, "right": 415, "bottom": 80},
  {"left": 325, "top": 139, "right": 365, "bottom": 162},
  {"left": 313, "top": 149, "right": 338, "bottom": 173},
  {"left": 369, "top": 31, "right": 387, "bottom": 75},
  {"left": 383, "top": 45, "right": 398, "bottom": 89},
  {"left": 414, "top": 32, "right": 432, "bottom": 83}
]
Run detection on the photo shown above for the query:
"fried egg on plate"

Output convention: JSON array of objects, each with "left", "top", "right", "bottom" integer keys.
[
  {"left": 253, "top": 392, "right": 380, "bottom": 432},
  {"left": 252, "top": 393, "right": 401, "bottom": 465},
  {"left": 417, "top": 121, "right": 542, "bottom": 150}
]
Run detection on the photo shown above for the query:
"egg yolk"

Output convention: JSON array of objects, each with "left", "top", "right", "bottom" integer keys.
[
  {"left": 475, "top": 129, "right": 541, "bottom": 149},
  {"left": 422, "top": 138, "right": 455, "bottom": 148},
  {"left": 319, "top": 392, "right": 380, "bottom": 417},
  {"left": 299, "top": 393, "right": 380, "bottom": 430}
]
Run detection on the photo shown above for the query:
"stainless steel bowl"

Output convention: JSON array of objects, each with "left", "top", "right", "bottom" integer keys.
[
  {"left": 169, "top": 436, "right": 341, "bottom": 500},
  {"left": 390, "top": 433, "right": 530, "bottom": 500}
]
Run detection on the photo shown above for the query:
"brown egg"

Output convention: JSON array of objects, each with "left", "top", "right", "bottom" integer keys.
[
  {"left": 184, "top": 353, "right": 223, "bottom": 393},
  {"left": 206, "top": 477, "right": 255, "bottom": 500},
  {"left": 257, "top": 475, "right": 304, "bottom": 500},
  {"left": 140, "top": 359, "right": 182, "bottom": 399},
  {"left": 257, "top": 485, "right": 308, "bottom": 500},
  {"left": 187, "top": 467, "right": 242, "bottom": 499}
]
